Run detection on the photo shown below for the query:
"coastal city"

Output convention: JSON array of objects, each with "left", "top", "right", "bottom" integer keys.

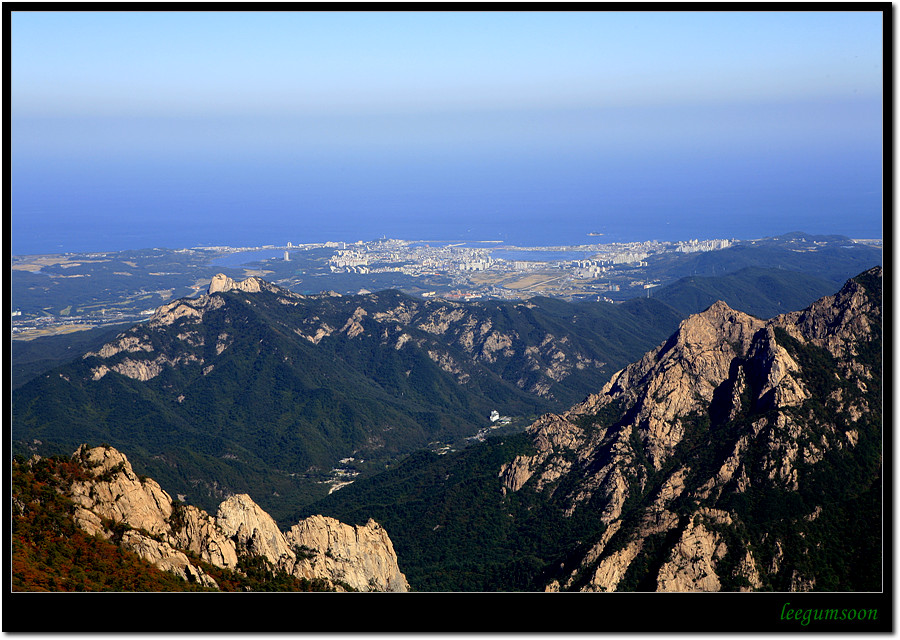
[
  {"left": 212, "top": 235, "right": 737, "bottom": 302},
  {"left": 11, "top": 234, "right": 881, "bottom": 340}
]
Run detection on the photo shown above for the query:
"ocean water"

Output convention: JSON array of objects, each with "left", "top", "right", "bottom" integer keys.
[
  {"left": 10, "top": 149, "right": 883, "bottom": 256},
  {"left": 10, "top": 103, "right": 883, "bottom": 256}
]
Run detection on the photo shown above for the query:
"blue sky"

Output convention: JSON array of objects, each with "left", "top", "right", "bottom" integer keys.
[
  {"left": 10, "top": 10, "right": 884, "bottom": 253},
  {"left": 11, "top": 10, "right": 882, "bottom": 116}
]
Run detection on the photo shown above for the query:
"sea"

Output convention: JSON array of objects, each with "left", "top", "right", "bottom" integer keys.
[
  {"left": 10, "top": 157, "right": 883, "bottom": 257},
  {"left": 10, "top": 108, "right": 884, "bottom": 256}
]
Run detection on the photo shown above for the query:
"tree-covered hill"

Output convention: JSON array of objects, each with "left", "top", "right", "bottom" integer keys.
[
  {"left": 644, "top": 232, "right": 881, "bottom": 286},
  {"left": 648, "top": 266, "right": 841, "bottom": 320},
  {"left": 306, "top": 268, "right": 883, "bottom": 592},
  {"left": 10, "top": 323, "right": 133, "bottom": 390},
  {"left": 11, "top": 278, "right": 681, "bottom": 523}
]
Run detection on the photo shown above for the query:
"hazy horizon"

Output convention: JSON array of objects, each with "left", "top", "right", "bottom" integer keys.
[{"left": 10, "top": 10, "right": 884, "bottom": 255}]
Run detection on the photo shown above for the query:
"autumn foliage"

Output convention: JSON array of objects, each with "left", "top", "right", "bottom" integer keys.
[
  {"left": 12, "top": 454, "right": 205, "bottom": 591},
  {"left": 12, "top": 453, "right": 338, "bottom": 591}
]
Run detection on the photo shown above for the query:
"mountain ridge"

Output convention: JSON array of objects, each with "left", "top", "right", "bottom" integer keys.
[
  {"left": 310, "top": 266, "right": 883, "bottom": 592},
  {"left": 519, "top": 267, "right": 882, "bottom": 592},
  {"left": 11, "top": 272, "right": 683, "bottom": 521},
  {"left": 13, "top": 444, "right": 408, "bottom": 591},
  {"left": 9, "top": 262, "right": 856, "bottom": 391}
]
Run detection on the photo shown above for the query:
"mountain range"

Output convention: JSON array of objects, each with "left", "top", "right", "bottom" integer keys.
[
  {"left": 305, "top": 267, "right": 884, "bottom": 593},
  {"left": 10, "top": 263, "right": 883, "bottom": 599},
  {"left": 12, "top": 271, "right": 682, "bottom": 520},
  {"left": 8, "top": 263, "right": 886, "bottom": 640},
  {"left": 11, "top": 261, "right": 880, "bottom": 523}
]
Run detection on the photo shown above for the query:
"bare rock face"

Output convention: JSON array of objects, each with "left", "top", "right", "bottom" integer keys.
[
  {"left": 498, "top": 413, "right": 586, "bottom": 496},
  {"left": 68, "top": 445, "right": 222, "bottom": 587},
  {"left": 121, "top": 529, "right": 220, "bottom": 589},
  {"left": 746, "top": 326, "right": 809, "bottom": 410},
  {"left": 655, "top": 509, "right": 732, "bottom": 592},
  {"left": 216, "top": 493, "right": 296, "bottom": 565},
  {"left": 63, "top": 446, "right": 408, "bottom": 592},
  {"left": 171, "top": 503, "right": 240, "bottom": 570},
  {"left": 148, "top": 296, "right": 218, "bottom": 328},
  {"left": 89, "top": 334, "right": 155, "bottom": 358},
  {"left": 214, "top": 495, "right": 409, "bottom": 592},
  {"left": 285, "top": 515, "right": 410, "bottom": 592},
  {"left": 776, "top": 269, "right": 881, "bottom": 359},
  {"left": 208, "top": 273, "right": 265, "bottom": 295},
  {"left": 339, "top": 306, "right": 368, "bottom": 338},
  {"left": 584, "top": 538, "right": 645, "bottom": 592},
  {"left": 90, "top": 354, "right": 203, "bottom": 382},
  {"left": 504, "top": 269, "right": 882, "bottom": 593},
  {"left": 207, "top": 273, "right": 260, "bottom": 295},
  {"left": 590, "top": 301, "right": 766, "bottom": 470},
  {"left": 69, "top": 445, "right": 174, "bottom": 537}
]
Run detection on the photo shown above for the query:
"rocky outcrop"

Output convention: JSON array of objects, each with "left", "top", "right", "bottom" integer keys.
[
  {"left": 216, "top": 493, "right": 296, "bottom": 565},
  {"left": 503, "top": 268, "right": 882, "bottom": 592},
  {"left": 70, "top": 445, "right": 174, "bottom": 537},
  {"left": 286, "top": 516, "right": 410, "bottom": 592},
  {"left": 120, "top": 529, "right": 220, "bottom": 588},
  {"left": 171, "top": 502, "right": 239, "bottom": 570},
  {"left": 148, "top": 295, "right": 223, "bottom": 328},
  {"left": 775, "top": 271, "right": 881, "bottom": 359},
  {"left": 208, "top": 273, "right": 263, "bottom": 295},
  {"left": 63, "top": 445, "right": 408, "bottom": 592},
  {"left": 584, "top": 301, "right": 767, "bottom": 470},
  {"left": 206, "top": 273, "right": 288, "bottom": 296},
  {"left": 498, "top": 413, "right": 586, "bottom": 496},
  {"left": 90, "top": 353, "right": 202, "bottom": 381},
  {"left": 339, "top": 306, "right": 368, "bottom": 339}
]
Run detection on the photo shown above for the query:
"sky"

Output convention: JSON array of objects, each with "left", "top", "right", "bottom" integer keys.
[{"left": 10, "top": 10, "right": 884, "bottom": 253}]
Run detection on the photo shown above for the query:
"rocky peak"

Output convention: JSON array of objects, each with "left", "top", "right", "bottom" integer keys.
[
  {"left": 561, "top": 301, "right": 767, "bottom": 472},
  {"left": 285, "top": 515, "right": 410, "bottom": 592},
  {"left": 70, "top": 444, "right": 174, "bottom": 537},
  {"left": 774, "top": 266, "right": 881, "bottom": 358},
  {"left": 681, "top": 300, "right": 765, "bottom": 356},
  {"left": 62, "top": 445, "right": 409, "bottom": 591},
  {"left": 516, "top": 269, "right": 882, "bottom": 592},
  {"left": 216, "top": 493, "right": 296, "bottom": 563},
  {"left": 598, "top": 301, "right": 764, "bottom": 400},
  {"left": 208, "top": 273, "right": 268, "bottom": 295}
]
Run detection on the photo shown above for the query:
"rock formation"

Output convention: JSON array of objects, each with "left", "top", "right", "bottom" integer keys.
[
  {"left": 62, "top": 445, "right": 409, "bottom": 592},
  {"left": 32, "top": 270, "right": 679, "bottom": 524},
  {"left": 208, "top": 273, "right": 264, "bottom": 294},
  {"left": 285, "top": 515, "right": 409, "bottom": 592},
  {"left": 515, "top": 267, "right": 882, "bottom": 592}
]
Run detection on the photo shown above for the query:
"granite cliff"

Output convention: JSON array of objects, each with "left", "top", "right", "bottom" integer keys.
[
  {"left": 62, "top": 444, "right": 408, "bottom": 591},
  {"left": 311, "top": 267, "right": 882, "bottom": 592},
  {"left": 501, "top": 267, "right": 882, "bottom": 591}
]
